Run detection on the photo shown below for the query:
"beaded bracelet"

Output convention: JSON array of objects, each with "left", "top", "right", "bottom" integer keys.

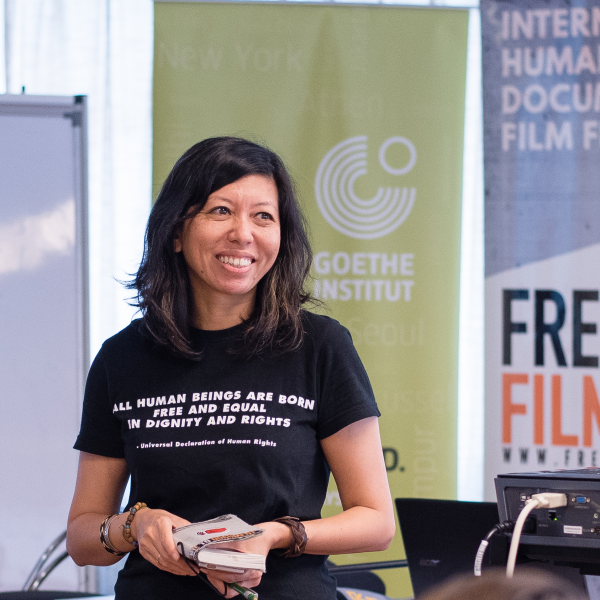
[
  {"left": 100, "top": 514, "right": 125, "bottom": 556},
  {"left": 122, "top": 502, "right": 148, "bottom": 547},
  {"left": 273, "top": 516, "right": 308, "bottom": 558}
]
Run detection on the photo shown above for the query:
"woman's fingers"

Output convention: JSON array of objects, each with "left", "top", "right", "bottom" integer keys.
[
  {"left": 157, "top": 515, "right": 184, "bottom": 561},
  {"left": 140, "top": 543, "right": 193, "bottom": 575},
  {"left": 232, "top": 575, "right": 262, "bottom": 592},
  {"left": 135, "top": 510, "right": 194, "bottom": 575},
  {"left": 201, "top": 568, "right": 262, "bottom": 584},
  {"left": 204, "top": 569, "right": 263, "bottom": 597},
  {"left": 205, "top": 573, "right": 239, "bottom": 597},
  {"left": 149, "top": 541, "right": 195, "bottom": 576},
  {"left": 207, "top": 576, "right": 230, "bottom": 596}
]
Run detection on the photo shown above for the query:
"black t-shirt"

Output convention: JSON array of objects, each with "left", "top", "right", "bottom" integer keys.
[{"left": 74, "top": 311, "right": 379, "bottom": 600}]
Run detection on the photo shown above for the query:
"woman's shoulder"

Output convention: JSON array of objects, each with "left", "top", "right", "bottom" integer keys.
[
  {"left": 301, "top": 310, "right": 337, "bottom": 332},
  {"left": 301, "top": 310, "right": 352, "bottom": 346},
  {"left": 97, "top": 318, "right": 149, "bottom": 357}
]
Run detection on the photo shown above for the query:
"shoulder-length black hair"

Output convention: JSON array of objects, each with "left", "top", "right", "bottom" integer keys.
[{"left": 129, "top": 136, "right": 313, "bottom": 359}]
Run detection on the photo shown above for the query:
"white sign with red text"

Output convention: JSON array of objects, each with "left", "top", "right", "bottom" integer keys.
[{"left": 485, "top": 243, "right": 600, "bottom": 500}]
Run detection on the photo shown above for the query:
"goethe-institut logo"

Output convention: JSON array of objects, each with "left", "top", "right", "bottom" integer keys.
[{"left": 315, "top": 136, "right": 417, "bottom": 240}]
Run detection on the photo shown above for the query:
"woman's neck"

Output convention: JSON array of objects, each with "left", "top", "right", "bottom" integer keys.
[{"left": 192, "top": 291, "right": 255, "bottom": 331}]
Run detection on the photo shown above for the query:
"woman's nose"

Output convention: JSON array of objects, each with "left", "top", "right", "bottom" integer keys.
[{"left": 228, "top": 216, "right": 253, "bottom": 244}]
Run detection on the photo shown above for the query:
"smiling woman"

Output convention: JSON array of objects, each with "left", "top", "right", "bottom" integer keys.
[
  {"left": 173, "top": 174, "right": 281, "bottom": 330},
  {"left": 130, "top": 137, "right": 313, "bottom": 359},
  {"left": 66, "top": 137, "right": 395, "bottom": 600}
]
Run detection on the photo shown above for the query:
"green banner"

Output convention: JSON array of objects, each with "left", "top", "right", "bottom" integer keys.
[{"left": 154, "top": 3, "right": 468, "bottom": 596}]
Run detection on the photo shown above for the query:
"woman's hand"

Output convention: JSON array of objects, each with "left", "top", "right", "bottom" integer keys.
[
  {"left": 132, "top": 508, "right": 196, "bottom": 576},
  {"left": 201, "top": 521, "right": 291, "bottom": 597}
]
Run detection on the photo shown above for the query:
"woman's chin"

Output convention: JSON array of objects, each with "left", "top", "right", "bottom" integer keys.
[{"left": 207, "top": 282, "right": 258, "bottom": 302}]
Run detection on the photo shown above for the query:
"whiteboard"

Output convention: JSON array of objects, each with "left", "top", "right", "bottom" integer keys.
[{"left": 0, "top": 95, "right": 88, "bottom": 592}]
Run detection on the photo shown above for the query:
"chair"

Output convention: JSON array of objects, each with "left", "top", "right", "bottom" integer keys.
[
  {"left": 0, "top": 531, "right": 101, "bottom": 599},
  {"left": 329, "top": 558, "right": 407, "bottom": 599},
  {"left": 335, "top": 571, "right": 387, "bottom": 595},
  {"left": 22, "top": 532, "right": 70, "bottom": 592}
]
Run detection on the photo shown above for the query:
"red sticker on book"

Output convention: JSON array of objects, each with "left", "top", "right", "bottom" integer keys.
[{"left": 197, "top": 527, "right": 228, "bottom": 535}]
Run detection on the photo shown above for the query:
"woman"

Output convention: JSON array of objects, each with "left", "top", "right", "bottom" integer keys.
[{"left": 67, "top": 137, "right": 395, "bottom": 600}]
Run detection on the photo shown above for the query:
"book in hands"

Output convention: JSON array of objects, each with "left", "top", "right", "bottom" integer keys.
[{"left": 173, "top": 514, "right": 266, "bottom": 574}]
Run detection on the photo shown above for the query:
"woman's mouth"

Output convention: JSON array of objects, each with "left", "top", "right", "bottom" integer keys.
[{"left": 218, "top": 255, "right": 253, "bottom": 268}]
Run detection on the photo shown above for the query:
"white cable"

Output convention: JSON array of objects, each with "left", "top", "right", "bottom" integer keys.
[
  {"left": 506, "top": 493, "right": 567, "bottom": 578},
  {"left": 506, "top": 499, "right": 539, "bottom": 578},
  {"left": 474, "top": 539, "right": 488, "bottom": 576}
]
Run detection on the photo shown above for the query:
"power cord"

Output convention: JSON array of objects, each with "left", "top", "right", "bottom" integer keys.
[
  {"left": 505, "top": 493, "right": 567, "bottom": 578},
  {"left": 473, "top": 520, "right": 514, "bottom": 576}
]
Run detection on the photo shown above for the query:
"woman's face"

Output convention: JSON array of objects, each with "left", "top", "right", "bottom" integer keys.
[{"left": 174, "top": 174, "right": 281, "bottom": 312}]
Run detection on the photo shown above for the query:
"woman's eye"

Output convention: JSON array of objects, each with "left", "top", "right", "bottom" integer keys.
[
  {"left": 210, "top": 206, "right": 229, "bottom": 215},
  {"left": 257, "top": 212, "right": 273, "bottom": 220}
]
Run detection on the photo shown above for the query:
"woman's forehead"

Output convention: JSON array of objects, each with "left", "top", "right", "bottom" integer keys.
[{"left": 206, "top": 175, "right": 279, "bottom": 205}]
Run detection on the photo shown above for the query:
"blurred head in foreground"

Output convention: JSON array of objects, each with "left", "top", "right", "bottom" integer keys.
[{"left": 420, "top": 568, "right": 587, "bottom": 600}]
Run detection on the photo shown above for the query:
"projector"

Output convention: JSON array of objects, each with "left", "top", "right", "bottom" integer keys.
[{"left": 495, "top": 468, "right": 600, "bottom": 572}]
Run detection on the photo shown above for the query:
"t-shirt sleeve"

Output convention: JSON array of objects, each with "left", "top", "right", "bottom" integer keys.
[
  {"left": 315, "top": 319, "right": 380, "bottom": 440},
  {"left": 73, "top": 346, "right": 125, "bottom": 458}
]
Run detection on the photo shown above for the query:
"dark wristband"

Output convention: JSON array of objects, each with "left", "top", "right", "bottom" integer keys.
[{"left": 273, "top": 516, "right": 308, "bottom": 558}]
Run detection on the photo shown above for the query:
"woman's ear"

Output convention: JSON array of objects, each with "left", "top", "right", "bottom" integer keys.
[
  {"left": 174, "top": 233, "right": 182, "bottom": 253},
  {"left": 174, "top": 207, "right": 194, "bottom": 253},
  {"left": 173, "top": 222, "right": 184, "bottom": 253}
]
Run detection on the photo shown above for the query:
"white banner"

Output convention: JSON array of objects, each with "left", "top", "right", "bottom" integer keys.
[{"left": 482, "top": 0, "right": 600, "bottom": 499}]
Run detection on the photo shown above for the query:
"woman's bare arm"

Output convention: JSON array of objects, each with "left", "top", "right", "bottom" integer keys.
[
  {"left": 303, "top": 415, "right": 396, "bottom": 554},
  {"left": 66, "top": 452, "right": 193, "bottom": 575},
  {"left": 67, "top": 452, "right": 131, "bottom": 565}
]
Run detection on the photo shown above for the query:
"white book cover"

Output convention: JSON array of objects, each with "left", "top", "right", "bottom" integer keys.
[{"left": 173, "top": 514, "right": 266, "bottom": 574}]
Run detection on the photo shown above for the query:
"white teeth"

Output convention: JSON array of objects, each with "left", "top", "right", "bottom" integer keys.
[{"left": 219, "top": 256, "right": 252, "bottom": 267}]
